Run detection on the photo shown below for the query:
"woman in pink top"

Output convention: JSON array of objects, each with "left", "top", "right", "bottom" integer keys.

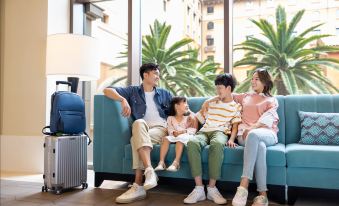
[{"left": 231, "top": 68, "right": 279, "bottom": 206}]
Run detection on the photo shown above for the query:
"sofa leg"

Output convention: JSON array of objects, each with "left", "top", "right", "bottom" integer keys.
[
  {"left": 95, "top": 172, "right": 104, "bottom": 187},
  {"left": 268, "top": 185, "right": 286, "bottom": 204},
  {"left": 288, "top": 186, "right": 298, "bottom": 205}
]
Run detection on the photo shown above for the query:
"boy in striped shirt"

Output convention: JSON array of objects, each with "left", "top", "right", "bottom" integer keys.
[{"left": 184, "top": 73, "right": 242, "bottom": 205}]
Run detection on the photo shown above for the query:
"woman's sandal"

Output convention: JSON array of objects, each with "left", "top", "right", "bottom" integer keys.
[
  {"left": 154, "top": 162, "right": 166, "bottom": 171},
  {"left": 167, "top": 161, "right": 180, "bottom": 172}
]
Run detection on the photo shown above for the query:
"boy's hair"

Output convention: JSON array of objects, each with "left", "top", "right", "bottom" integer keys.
[
  {"left": 139, "top": 63, "right": 160, "bottom": 80},
  {"left": 214, "top": 73, "right": 237, "bottom": 92},
  {"left": 168, "top": 96, "right": 187, "bottom": 116}
]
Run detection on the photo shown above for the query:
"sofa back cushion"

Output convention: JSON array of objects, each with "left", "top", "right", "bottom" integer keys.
[
  {"left": 285, "top": 95, "right": 339, "bottom": 144},
  {"left": 188, "top": 96, "right": 286, "bottom": 144}
]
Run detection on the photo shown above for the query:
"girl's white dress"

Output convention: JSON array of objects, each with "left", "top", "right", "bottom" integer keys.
[{"left": 165, "top": 116, "right": 197, "bottom": 145}]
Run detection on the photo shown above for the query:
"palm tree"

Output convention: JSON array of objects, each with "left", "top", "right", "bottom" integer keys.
[
  {"left": 112, "top": 20, "right": 219, "bottom": 96},
  {"left": 234, "top": 6, "right": 339, "bottom": 95}
]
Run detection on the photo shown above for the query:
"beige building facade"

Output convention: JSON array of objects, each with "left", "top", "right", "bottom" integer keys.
[{"left": 202, "top": 0, "right": 339, "bottom": 88}]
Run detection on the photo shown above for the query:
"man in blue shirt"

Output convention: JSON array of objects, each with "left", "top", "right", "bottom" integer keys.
[{"left": 103, "top": 63, "right": 172, "bottom": 203}]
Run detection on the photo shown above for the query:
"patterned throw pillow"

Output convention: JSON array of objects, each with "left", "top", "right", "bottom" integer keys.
[{"left": 299, "top": 111, "right": 339, "bottom": 145}]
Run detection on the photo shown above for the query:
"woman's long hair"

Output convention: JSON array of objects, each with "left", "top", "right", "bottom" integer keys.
[{"left": 254, "top": 68, "right": 273, "bottom": 97}]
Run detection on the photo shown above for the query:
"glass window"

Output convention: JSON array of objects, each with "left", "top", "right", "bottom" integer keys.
[
  {"left": 336, "top": 28, "right": 339, "bottom": 36},
  {"left": 207, "top": 6, "right": 214, "bottom": 14},
  {"left": 140, "top": 0, "right": 222, "bottom": 96},
  {"left": 292, "top": 30, "right": 298, "bottom": 37},
  {"left": 207, "top": 37, "right": 214, "bottom": 46},
  {"left": 336, "top": 9, "right": 339, "bottom": 18},
  {"left": 207, "top": 55, "right": 214, "bottom": 61},
  {"left": 313, "top": 29, "right": 321, "bottom": 35},
  {"left": 91, "top": 0, "right": 128, "bottom": 89},
  {"left": 207, "top": 21, "right": 214, "bottom": 30},
  {"left": 246, "top": 0, "right": 253, "bottom": 7}
]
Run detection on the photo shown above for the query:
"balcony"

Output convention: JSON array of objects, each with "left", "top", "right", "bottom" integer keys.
[{"left": 204, "top": 46, "right": 216, "bottom": 52}]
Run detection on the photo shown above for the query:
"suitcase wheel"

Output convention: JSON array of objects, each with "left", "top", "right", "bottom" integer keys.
[
  {"left": 42, "top": 186, "right": 48, "bottom": 192},
  {"left": 82, "top": 183, "right": 88, "bottom": 189}
]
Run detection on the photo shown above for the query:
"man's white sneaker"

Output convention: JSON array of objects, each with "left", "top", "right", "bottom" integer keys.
[
  {"left": 232, "top": 186, "right": 248, "bottom": 206},
  {"left": 252, "top": 195, "right": 269, "bottom": 206},
  {"left": 207, "top": 186, "right": 227, "bottom": 204},
  {"left": 143, "top": 167, "right": 158, "bottom": 190},
  {"left": 183, "top": 186, "right": 206, "bottom": 204},
  {"left": 115, "top": 183, "right": 146, "bottom": 203}
]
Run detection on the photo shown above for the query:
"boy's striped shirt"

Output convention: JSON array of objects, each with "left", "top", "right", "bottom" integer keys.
[{"left": 196, "top": 100, "right": 242, "bottom": 134}]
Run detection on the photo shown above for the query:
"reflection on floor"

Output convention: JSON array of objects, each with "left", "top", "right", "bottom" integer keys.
[{"left": 1, "top": 170, "right": 338, "bottom": 206}]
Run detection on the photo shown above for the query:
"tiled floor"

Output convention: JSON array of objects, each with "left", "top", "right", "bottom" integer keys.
[{"left": 1, "top": 170, "right": 338, "bottom": 206}]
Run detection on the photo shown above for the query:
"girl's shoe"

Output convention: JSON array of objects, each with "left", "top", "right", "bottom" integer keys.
[
  {"left": 154, "top": 162, "right": 166, "bottom": 171},
  {"left": 167, "top": 161, "right": 180, "bottom": 172}
]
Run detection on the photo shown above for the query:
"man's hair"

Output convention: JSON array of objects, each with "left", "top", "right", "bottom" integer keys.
[
  {"left": 214, "top": 73, "right": 237, "bottom": 92},
  {"left": 168, "top": 96, "right": 187, "bottom": 116},
  {"left": 139, "top": 63, "right": 160, "bottom": 80}
]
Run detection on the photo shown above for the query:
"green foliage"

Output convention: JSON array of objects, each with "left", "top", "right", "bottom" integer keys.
[
  {"left": 234, "top": 5, "right": 339, "bottom": 95},
  {"left": 111, "top": 20, "right": 220, "bottom": 96}
]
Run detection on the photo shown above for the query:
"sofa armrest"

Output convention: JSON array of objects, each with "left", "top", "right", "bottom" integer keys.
[{"left": 93, "top": 95, "right": 132, "bottom": 173}]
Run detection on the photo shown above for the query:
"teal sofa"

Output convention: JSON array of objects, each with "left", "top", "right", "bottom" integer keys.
[{"left": 93, "top": 94, "right": 338, "bottom": 204}]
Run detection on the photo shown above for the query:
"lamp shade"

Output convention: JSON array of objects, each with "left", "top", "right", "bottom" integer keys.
[{"left": 46, "top": 34, "right": 100, "bottom": 81}]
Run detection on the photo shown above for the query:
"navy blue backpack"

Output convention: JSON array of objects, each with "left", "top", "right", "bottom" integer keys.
[{"left": 42, "top": 81, "right": 86, "bottom": 136}]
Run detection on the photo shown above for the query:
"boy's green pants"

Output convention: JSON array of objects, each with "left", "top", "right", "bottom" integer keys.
[{"left": 187, "top": 131, "right": 228, "bottom": 180}]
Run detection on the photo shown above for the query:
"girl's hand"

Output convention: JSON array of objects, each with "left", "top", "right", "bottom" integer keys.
[
  {"left": 173, "top": 130, "right": 178, "bottom": 137},
  {"left": 227, "top": 140, "right": 237, "bottom": 148}
]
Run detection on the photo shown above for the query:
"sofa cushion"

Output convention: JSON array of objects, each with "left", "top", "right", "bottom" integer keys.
[
  {"left": 298, "top": 111, "right": 339, "bottom": 145},
  {"left": 124, "top": 143, "right": 286, "bottom": 167},
  {"left": 286, "top": 143, "right": 339, "bottom": 169}
]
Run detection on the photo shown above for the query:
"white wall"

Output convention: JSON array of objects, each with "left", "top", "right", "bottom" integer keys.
[{"left": 0, "top": 0, "right": 69, "bottom": 173}]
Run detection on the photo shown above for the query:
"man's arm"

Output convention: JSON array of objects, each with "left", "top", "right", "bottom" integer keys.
[{"left": 103, "top": 87, "right": 131, "bottom": 117}]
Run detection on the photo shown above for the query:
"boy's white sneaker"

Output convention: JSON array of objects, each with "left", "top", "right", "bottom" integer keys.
[
  {"left": 232, "top": 186, "right": 248, "bottom": 206},
  {"left": 207, "top": 186, "right": 227, "bottom": 204},
  {"left": 143, "top": 167, "right": 158, "bottom": 190},
  {"left": 183, "top": 186, "right": 206, "bottom": 204},
  {"left": 115, "top": 183, "right": 146, "bottom": 203}
]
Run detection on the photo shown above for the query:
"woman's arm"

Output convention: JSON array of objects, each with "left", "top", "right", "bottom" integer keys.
[{"left": 257, "top": 98, "right": 279, "bottom": 128}]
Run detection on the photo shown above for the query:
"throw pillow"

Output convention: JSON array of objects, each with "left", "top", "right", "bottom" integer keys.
[{"left": 298, "top": 111, "right": 339, "bottom": 145}]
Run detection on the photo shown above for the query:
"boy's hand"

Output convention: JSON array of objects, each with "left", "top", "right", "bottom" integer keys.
[{"left": 226, "top": 140, "right": 237, "bottom": 148}]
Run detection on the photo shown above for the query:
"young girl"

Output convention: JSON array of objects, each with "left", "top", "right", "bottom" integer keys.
[{"left": 155, "top": 96, "right": 198, "bottom": 172}]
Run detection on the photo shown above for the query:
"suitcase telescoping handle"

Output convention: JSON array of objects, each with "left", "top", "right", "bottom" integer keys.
[{"left": 56, "top": 81, "right": 72, "bottom": 92}]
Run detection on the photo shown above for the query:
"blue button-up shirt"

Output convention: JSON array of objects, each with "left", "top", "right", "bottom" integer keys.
[{"left": 112, "top": 85, "right": 173, "bottom": 121}]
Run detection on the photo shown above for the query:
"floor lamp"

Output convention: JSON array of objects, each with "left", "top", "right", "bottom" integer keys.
[{"left": 46, "top": 33, "right": 100, "bottom": 92}]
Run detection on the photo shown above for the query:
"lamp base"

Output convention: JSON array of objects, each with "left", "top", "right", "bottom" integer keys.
[{"left": 67, "top": 77, "right": 79, "bottom": 93}]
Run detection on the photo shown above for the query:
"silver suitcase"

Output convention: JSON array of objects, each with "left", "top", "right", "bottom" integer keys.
[{"left": 42, "top": 135, "right": 88, "bottom": 194}]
